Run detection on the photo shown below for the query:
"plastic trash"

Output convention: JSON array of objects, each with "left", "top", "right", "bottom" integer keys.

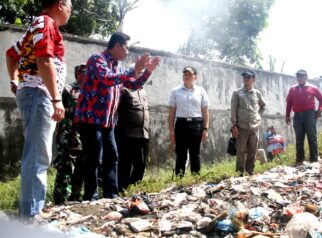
[
  {"left": 215, "top": 219, "right": 235, "bottom": 232},
  {"left": 130, "top": 219, "right": 153, "bottom": 233},
  {"left": 127, "top": 195, "right": 150, "bottom": 215},
  {"left": 231, "top": 210, "right": 249, "bottom": 230},
  {"left": 285, "top": 212, "right": 322, "bottom": 238},
  {"left": 267, "top": 189, "right": 290, "bottom": 205},
  {"left": 284, "top": 203, "right": 303, "bottom": 217},
  {"left": 67, "top": 226, "right": 105, "bottom": 238},
  {"left": 248, "top": 207, "right": 270, "bottom": 220}
]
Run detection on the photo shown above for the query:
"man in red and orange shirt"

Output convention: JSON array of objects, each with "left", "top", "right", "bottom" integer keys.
[
  {"left": 6, "top": 0, "right": 72, "bottom": 219},
  {"left": 286, "top": 69, "right": 322, "bottom": 165}
]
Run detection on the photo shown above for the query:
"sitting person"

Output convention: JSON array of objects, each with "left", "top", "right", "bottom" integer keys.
[{"left": 264, "top": 126, "right": 285, "bottom": 161}]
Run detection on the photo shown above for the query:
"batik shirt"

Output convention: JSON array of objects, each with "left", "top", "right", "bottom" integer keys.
[
  {"left": 6, "top": 14, "right": 66, "bottom": 95},
  {"left": 74, "top": 51, "right": 151, "bottom": 128}
]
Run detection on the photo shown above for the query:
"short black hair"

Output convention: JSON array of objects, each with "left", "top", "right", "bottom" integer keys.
[
  {"left": 108, "top": 32, "right": 131, "bottom": 49},
  {"left": 74, "top": 63, "right": 86, "bottom": 78},
  {"left": 41, "top": 0, "right": 65, "bottom": 9}
]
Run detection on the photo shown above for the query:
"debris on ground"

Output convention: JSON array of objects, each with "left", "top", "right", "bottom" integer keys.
[{"left": 2, "top": 161, "right": 322, "bottom": 238}]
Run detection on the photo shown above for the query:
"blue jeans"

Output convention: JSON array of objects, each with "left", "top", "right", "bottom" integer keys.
[
  {"left": 293, "top": 110, "right": 318, "bottom": 162},
  {"left": 79, "top": 124, "right": 118, "bottom": 200},
  {"left": 15, "top": 88, "right": 56, "bottom": 218}
]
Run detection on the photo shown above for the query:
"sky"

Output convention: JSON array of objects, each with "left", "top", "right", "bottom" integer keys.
[{"left": 123, "top": 0, "right": 322, "bottom": 78}]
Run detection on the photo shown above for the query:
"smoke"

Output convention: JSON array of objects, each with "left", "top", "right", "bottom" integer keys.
[
  {"left": 123, "top": 0, "right": 228, "bottom": 52},
  {"left": 159, "top": 0, "right": 228, "bottom": 31}
]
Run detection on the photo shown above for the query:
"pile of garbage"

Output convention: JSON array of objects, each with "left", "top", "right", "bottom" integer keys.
[{"left": 3, "top": 162, "right": 322, "bottom": 238}]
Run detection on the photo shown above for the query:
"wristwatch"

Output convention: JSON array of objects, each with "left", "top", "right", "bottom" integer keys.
[{"left": 203, "top": 128, "right": 208, "bottom": 131}]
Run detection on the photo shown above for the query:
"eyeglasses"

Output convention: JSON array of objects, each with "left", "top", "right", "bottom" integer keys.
[{"left": 61, "top": 1, "right": 73, "bottom": 11}]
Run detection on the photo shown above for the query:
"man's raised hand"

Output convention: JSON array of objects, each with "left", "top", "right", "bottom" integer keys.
[
  {"left": 146, "top": 56, "right": 160, "bottom": 73},
  {"left": 134, "top": 53, "right": 150, "bottom": 75}
]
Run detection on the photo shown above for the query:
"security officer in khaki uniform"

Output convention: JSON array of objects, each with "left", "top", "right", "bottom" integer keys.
[{"left": 231, "top": 69, "right": 266, "bottom": 176}]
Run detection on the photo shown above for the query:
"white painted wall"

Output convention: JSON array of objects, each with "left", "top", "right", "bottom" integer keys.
[{"left": 1, "top": 26, "right": 322, "bottom": 167}]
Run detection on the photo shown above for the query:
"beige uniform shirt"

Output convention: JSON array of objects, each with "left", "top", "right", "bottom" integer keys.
[{"left": 231, "top": 87, "right": 266, "bottom": 130}]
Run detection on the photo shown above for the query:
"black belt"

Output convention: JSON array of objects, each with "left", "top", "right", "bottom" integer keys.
[
  {"left": 294, "top": 109, "right": 315, "bottom": 114},
  {"left": 176, "top": 117, "right": 203, "bottom": 122}
]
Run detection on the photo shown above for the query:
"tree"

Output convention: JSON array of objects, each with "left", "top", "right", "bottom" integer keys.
[
  {"left": 61, "top": 0, "right": 118, "bottom": 37},
  {"left": 0, "top": 0, "right": 140, "bottom": 38},
  {"left": 163, "top": 0, "right": 275, "bottom": 68},
  {"left": 0, "top": 0, "right": 41, "bottom": 25},
  {"left": 112, "top": 0, "right": 139, "bottom": 32}
]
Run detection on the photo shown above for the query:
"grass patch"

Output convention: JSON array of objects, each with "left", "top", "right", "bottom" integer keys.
[{"left": 0, "top": 177, "right": 20, "bottom": 211}]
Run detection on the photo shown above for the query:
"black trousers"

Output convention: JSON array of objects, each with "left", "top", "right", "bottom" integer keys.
[
  {"left": 175, "top": 120, "right": 203, "bottom": 176},
  {"left": 116, "top": 136, "right": 149, "bottom": 191},
  {"left": 79, "top": 124, "right": 118, "bottom": 200}
]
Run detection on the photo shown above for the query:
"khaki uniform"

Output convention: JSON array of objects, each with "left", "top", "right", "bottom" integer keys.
[{"left": 231, "top": 87, "right": 266, "bottom": 174}]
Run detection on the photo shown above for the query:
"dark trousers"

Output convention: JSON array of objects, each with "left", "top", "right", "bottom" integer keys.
[
  {"left": 79, "top": 124, "right": 118, "bottom": 200},
  {"left": 175, "top": 120, "right": 203, "bottom": 176},
  {"left": 116, "top": 136, "right": 149, "bottom": 191},
  {"left": 293, "top": 110, "right": 318, "bottom": 162}
]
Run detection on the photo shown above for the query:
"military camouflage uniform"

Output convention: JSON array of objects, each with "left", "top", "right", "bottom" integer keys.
[{"left": 53, "top": 81, "right": 84, "bottom": 204}]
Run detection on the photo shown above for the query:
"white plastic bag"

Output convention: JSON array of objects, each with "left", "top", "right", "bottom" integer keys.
[{"left": 285, "top": 212, "right": 322, "bottom": 238}]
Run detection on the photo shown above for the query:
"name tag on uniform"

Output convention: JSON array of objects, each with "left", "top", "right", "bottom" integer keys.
[{"left": 238, "top": 91, "right": 244, "bottom": 96}]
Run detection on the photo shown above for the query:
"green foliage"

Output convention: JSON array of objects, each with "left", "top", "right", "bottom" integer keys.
[
  {"left": 60, "top": 0, "right": 119, "bottom": 37},
  {"left": 0, "top": 178, "right": 20, "bottom": 211},
  {"left": 176, "top": 0, "right": 275, "bottom": 68},
  {"left": 0, "top": 0, "right": 139, "bottom": 38},
  {"left": 0, "top": 0, "right": 41, "bottom": 25}
]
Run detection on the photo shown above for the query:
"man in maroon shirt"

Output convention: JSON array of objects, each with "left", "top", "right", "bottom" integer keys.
[{"left": 286, "top": 69, "right": 322, "bottom": 165}]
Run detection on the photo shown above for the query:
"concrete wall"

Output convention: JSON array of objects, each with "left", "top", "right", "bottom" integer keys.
[{"left": 1, "top": 25, "right": 322, "bottom": 176}]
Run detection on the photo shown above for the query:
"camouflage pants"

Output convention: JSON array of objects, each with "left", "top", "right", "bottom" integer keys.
[{"left": 53, "top": 150, "right": 85, "bottom": 205}]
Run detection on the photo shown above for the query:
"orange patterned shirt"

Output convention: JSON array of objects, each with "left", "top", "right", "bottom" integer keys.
[{"left": 6, "top": 14, "right": 66, "bottom": 95}]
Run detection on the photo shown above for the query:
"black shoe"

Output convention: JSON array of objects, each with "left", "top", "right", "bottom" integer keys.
[
  {"left": 105, "top": 193, "right": 118, "bottom": 199},
  {"left": 68, "top": 195, "right": 82, "bottom": 202},
  {"left": 295, "top": 161, "right": 304, "bottom": 167}
]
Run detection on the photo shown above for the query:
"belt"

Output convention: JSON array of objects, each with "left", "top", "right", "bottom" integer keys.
[
  {"left": 176, "top": 117, "right": 203, "bottom": 122},
  {"left": 294, "top": 109, "right": 315, "bottom": 114}
]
